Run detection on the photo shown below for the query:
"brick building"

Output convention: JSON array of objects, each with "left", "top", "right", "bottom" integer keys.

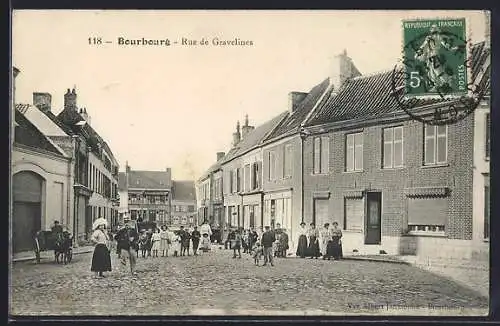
[{"left": 300, "top": 42, "right": 490, "bottom": 261}]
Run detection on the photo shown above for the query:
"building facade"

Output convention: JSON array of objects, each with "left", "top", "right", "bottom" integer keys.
[
  {"left": 118, "top": 165, "right": 172, "bottom": 225},
  {"left": 301, "top": 42, "right": 490, "bottom": 261},
  {"left": 55, "top": 88, "right": 120, "bottom": 241},
  {"left": 220, "top": 114, "right": 287, "bottom": 237},
  {"left": 12, "top": 110, "right": 73, "bottom": 253},
  {"left": 196, "top": 151, "right": 225, "bottom": 227},
  {"left": 171, "top": 181, "right": 197, "bottom": 229}
]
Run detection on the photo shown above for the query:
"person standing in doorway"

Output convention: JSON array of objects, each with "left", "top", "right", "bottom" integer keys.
[{"left": 261, "top": 226, "right": 276, "bottom": 267}]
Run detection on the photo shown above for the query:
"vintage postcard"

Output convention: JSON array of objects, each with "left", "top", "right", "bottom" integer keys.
[{"left": 9, "top": 10, "right": 490, "bottom": 317}]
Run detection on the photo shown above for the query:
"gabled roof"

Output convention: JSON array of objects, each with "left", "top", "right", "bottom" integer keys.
[
  {"left": 197, "top": 159, "right": 223, "bottom": 183},
  {"left": 306, "top": 42, "right": 490, "bottom": 127},
  {"left": 221, "top": 111, "right": 288, "bottom": 164},
  {"left": 264, "top": 78, "right": 330, "bottom": 141},
  {"left": 57, "top": 106, "right": 118, "bottom": 162},
  {"left": 14, "top": 109, "right": 63, "bottom": 156},
  {"left": 118, "top": 170, "right": 172, "bottom": 191},
  {"left": 15, "top": 104, "right": 71, "bottom": 137},
  {"left": 172, "top": 180, "right": 196, "bottom": 201}
]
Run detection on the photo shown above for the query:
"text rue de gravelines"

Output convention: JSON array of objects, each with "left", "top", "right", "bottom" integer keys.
[{"left": 88, "top": 37, "right": 254, "bottom": 47}]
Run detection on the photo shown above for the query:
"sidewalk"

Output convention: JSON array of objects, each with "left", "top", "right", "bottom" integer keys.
[
  {"left": 341, "top": 253, "right": 489, "bottom": 298},
  {"left": 12, "top": 246, "right": 94, "bottom": 263}
]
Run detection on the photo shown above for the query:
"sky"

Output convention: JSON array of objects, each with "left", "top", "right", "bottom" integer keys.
[{"left": 12, "top": 10, "right": 487, "bottom": 180}]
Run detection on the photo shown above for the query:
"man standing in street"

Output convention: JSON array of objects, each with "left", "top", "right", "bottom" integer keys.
[
  {"left": 115, "top": 221, "right": 139, "bottom": 275},
  {"left": 261, "top": 226, "right": 275, "bottom": 267},
  {"left": 191, "top": 226, "right": 201, "bottom": 256}
]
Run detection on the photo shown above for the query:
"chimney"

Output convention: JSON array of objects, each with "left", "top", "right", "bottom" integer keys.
[
  {"left": 288, "top": 91, "right": 308, "bottom": 113},
  {"left": 329, "top": 49, "right": 361, "bottom": 91},
  {"left": 232, "top": 121, "right": 241, "bottom": 147},
  {"left": 33, "top": 92, "right": 52, "bottom": 112},
  {"left": 241, "top": 114, "right": 255, "bottom": 139},
  {"left": 216, "top": 152, "right": 225, "bottom": 161},
  {"left": 64, "top": 87, "right": 77, "bottom": 110}
]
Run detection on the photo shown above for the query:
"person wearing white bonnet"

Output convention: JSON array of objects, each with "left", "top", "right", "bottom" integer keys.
[{"left": 90, "top": 218, "right": 112, "bottom": 278}]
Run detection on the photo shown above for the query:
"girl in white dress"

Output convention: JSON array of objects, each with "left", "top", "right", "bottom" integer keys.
[{"left": 151, "top": 229, "right": 161, "bottom": 257}]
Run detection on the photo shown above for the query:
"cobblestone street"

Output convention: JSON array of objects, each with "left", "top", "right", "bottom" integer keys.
[{"left": 10, "top": 248, "right": 488, "bottom": 316}]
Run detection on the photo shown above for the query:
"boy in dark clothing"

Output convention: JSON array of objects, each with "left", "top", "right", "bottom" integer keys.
[
  {"left": 115, "top": 222, "right": 139, "bottom": 275},
  {"left": 191, "top": 226, "right": 201, "bottom": 256},
  {"left": 179, "top": 226, "right": 190, "bottom": 256},
  {"left": 232, "top": 230, "right": 242, "bottom": 258},
  {"left": 261, "top": 226, "right": 276, "bottom": 266}
]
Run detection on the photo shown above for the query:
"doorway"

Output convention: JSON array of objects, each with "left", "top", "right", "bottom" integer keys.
[
  {"left": 12, "top": 171, "right": 44, "bottom": 252},
  {"left": 365, "top": 192, "right": 381, "bottom": 245}
]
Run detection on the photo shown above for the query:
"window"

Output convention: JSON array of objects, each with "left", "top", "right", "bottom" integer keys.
[
  {"left": 244, "top": 164, "right": 251, "bottom": 192},
  {"left": 268, "top": 152, "right": 277, "bottom": 180},
  {"left": 229, "top": 170, "right": 235, "bottom": 193},
  {"left": 407, "top": 197, "right": 447, "bottom": 235},
  {"left": 424, "top": 125, "right": 447, "bottom": 165},
  {"left": 313, "top": 137, "right": 329, "bottom": 174},
  {"left": 236, "top": 168, "right": 241, "bottom": 192},
  {"left": 383, "top": 126, "right": 404, "bottom": 168},
  {"left": 346, "top": 133, "right": 363, "bottom": 172},
  {"left": 486, "top": 113, "right": 490, "bottom": 159},
  {"left": 484, "top": 175, "right": 490, "bottom": 239},
  {"left": 284, "top": 144, "right": 293, "bottom": 177},
  {"left": 252, "top": 162, "right": 261, "bottom": 190}
]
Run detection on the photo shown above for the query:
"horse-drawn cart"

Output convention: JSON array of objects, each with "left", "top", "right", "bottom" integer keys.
[{"left": 33, "top": 230, "right": 73, "bottom": 264}]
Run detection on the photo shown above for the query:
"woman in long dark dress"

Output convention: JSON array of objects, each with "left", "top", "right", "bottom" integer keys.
[
  {"left": 328, "top": 222, "right": 343, "bottom": 260},
  {"left": 295, "top": 222, "right": 308, "bottom": 258},
  {"left": 307, "top": 223, "right": 321, "bottom": 259},
  {"left": 91, "top": 223, "right": 112, "bottom": 278}
]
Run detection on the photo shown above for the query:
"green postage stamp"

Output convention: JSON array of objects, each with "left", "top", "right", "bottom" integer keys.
[{"left": 402, "top": 18, "right": 469, "bottom": 98}]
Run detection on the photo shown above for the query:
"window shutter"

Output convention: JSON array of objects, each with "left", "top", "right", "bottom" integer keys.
[
  {"left": 407, "top": 198, "right": 447, "bottom": 226},
  {"left": 314, "top": 137, "right": 321, "bottom": 174},
  {"left": 345, "top": 198, "right": 364, "bottom": 231},
  {"left": 321, "top": 137, "right": 329, "bottom": 174}
]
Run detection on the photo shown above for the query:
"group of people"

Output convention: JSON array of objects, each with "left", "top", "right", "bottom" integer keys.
[
  {"left": 135, "top": 224, "right": 213, "bottom": 258},
  {"left": 223, "top": 223, "right": 290, "bottom": 266},
  {"left": 89, "top": 220, "right": 215, "bottom": 277},
  {"left": 295, "top": 221, "right": 343, "bottom": 260},
  {"left": 88, "top": 218, "right": 343, "bottom": 277}
]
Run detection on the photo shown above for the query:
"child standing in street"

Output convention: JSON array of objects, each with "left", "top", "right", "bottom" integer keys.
[
  {"left": 172, "top": 231, "right": 181, "bottom": 257},
  {"left": 151, "top": 229, "right": 161, "bottom": 258},
  {"left": 232, "top": 229, "right": 242, "bottom": 259},
  {"left": 200, "top": 233, "right": 211, "bottom": 253}
]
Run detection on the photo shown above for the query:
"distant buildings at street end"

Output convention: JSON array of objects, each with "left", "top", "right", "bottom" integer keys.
[{"left": 118, "top": 164, "right": 197, "bottom": 229}]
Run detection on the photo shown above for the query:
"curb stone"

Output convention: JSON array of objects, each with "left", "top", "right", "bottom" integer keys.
[{"left": 12, "top": 247, "right": 94, "bottom": 263}]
